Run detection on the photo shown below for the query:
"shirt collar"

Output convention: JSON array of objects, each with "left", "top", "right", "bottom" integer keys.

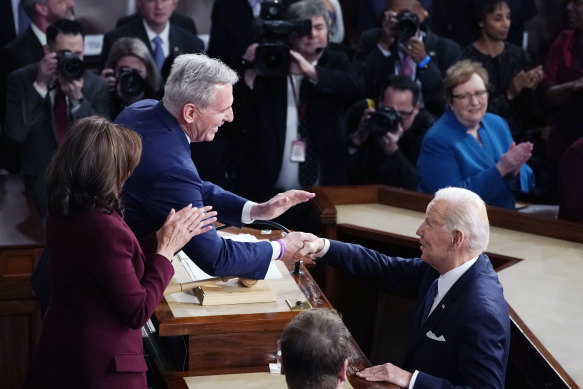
[
  {"left": 143, "top": 19, "right": 170, "bottom": 43},
  {"left": 436, "top": 255, "right": 479, "bottom": 301},
  {"left": 30, "top": 22, "right": 46, "bottom": 46}
]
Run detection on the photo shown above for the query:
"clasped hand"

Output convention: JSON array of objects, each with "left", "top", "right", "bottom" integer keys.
[{"left": 278, "top": 232, "right": 325, "bottom": 266}]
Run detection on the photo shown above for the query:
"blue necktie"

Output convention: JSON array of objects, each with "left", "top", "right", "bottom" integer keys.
[
  {"left": 153, "top": 36, "right": 164, "bottom": 70},
  {"left": 422, "top": 278, "right": 438, "bottom": 323}
]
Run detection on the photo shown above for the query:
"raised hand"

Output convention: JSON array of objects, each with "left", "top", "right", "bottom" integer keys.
[
  {"left": 250, "top": 190, "right": 315, "bottom": 221},
  {"left": 377, "top": 124, "right": 404, "bottom": 156},
  {"left": 379, "top": 10, "right": 398, "bottom": 50},
  {"left": 496, "top": 142, "right": 533, "bottom": 177},
  {"left": 156, "top": 204, "right": 217, "bottom": 260},
  {"left": 356, "top": 362, "right": 412, "bottom": 387},
  {"left": 36, "top": 51, "right": 58, "bottom": 90}
]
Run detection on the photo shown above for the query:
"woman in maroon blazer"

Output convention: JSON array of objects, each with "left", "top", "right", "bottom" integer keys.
[{"left": 24, "top": 116, "right": 216, "bottom": 388}]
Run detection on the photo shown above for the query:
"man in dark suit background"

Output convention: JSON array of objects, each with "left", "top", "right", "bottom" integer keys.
[
  {"left": 116, "top": 53, "right": 315, "bottom": 280},
  {"left": 296, "top": 187, "right": 510, "bottom": 388},
  {"left": 347, "top": 75, "right": 434, "bottom": 189},
  {"left": 354, "top": 0, "right": 460, "bottom": 116},
  {"left": 116, "top": 0, "right": 197, "bottom": 35},
  {"left": 230, "top": 0, "right": 364, "bottom": 229},
  {"left": 0, "top": 0, "right": 75, "bottom": 172},
  {"left": 100, "top": 0, "right": 204, "bottom": 73},
  {"left": 4, "top": 19, "right": 110, "bottom": 216}
]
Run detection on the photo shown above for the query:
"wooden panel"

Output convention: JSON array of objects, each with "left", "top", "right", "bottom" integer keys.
[{"left": 188, "top": 330, "right": 281, "bottom": 371}]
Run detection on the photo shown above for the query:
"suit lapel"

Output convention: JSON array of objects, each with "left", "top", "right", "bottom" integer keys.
[{"left": 408, "top": 256, "right": 487, "bottom": 354}]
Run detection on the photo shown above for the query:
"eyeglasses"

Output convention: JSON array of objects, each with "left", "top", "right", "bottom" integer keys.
[
  {"left": 379, "top": 105, "right": 415, "bottom": 120},
  {"left": 451, "top": 90, "right": 488, "bottom": 103}
]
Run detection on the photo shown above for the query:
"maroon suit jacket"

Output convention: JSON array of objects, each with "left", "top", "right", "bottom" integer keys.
[{"left": 24, "top": 209, "right": 174, "bottom": 388}]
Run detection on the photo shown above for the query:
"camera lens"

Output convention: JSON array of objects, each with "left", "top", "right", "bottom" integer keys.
[
  {"left": 57, "top": 50, "right": 85, "bottom": 81},
  {"left": 369, "top": 107, "right": 400, "bottom": 138},
  {"left": 396, "top": 10, "right": 420, "bottom": 42},
  {"left": 116, "top": 67, "right": 144, "bottom": 99}
]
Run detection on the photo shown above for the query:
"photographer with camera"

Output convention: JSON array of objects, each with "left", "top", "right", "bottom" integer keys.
[
  {"left": 101, "top": 37, "right": 162, "bottom": 118},
  {"left": 354, "top": 0, "right": 460, "bottom": 117},
  {"left": 347, "top": 75, "right": 434, "bottom": 189},
  {"left": 4, "top": 19, "right": 110, "bottom": 216},
  {"left": 230, "top": 0, "right": 364, "bottom": 230}
]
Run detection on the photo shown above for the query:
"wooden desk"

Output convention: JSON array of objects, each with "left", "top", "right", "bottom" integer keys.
[
  {"left": 0, "top": 175, "right": 44, "bottom": 389},
  {"left": 310, "top": 185, "right": 583, "bottom": 389},
  {"left": 154, "top": 227, "right": 395, "bottom": 389}
]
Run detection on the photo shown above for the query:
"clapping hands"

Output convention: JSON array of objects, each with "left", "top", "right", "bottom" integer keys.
[
  {"left": 496, "top": 141, "right": 533, "bottom": 177},
  {"left": 507, "top": 65, "right": 544, "bottom": 100}
]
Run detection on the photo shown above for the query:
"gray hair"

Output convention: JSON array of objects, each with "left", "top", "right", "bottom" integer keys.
[
  {"left": 22, "top": 0, "right": 45, "bottom": 18},
  {"left": 162, "top": 54, "right": 238, "bottom": 115},
  {"left": 287, "top": 0, "right": 331, "bottom": 29},
  {"left": 105, "top": 37, "right": 162, "bottom": 92},
  {"left": 429, "top": 187, "right": 490, "bottom": 253}
]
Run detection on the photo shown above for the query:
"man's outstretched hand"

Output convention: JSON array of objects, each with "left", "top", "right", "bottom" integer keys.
[{"left": 250, "top": 190, "right": 315, "bottom": 221}]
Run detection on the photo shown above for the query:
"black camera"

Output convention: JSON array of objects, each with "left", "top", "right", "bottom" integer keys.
[
  {"left": 253, "top": 0, "right": 311, "bottom": 78},
  {"left": 56, "top": 50, "right": 84, "bottom": 80},
  {"left": 395, "top": 10, "right": 420, "bottom": 42},
  {"left": 369, "top": 107, "right": 401, "bottom": 138},
  {"left": 115, "top": 66, "right": 145, "bottom": 99}
]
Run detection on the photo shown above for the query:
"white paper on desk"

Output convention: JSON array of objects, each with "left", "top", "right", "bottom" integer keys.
[{"left": 175, "top": 250, "right": 283, "bottom": 281}]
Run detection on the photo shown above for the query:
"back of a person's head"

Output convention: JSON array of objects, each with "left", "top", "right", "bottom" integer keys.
[
  {"left": 281, "top": 309, "right": 349, "bottom": 389},
  {"left": 162, "top": 54, "right": 238, "bottom": 115},
  {"left": 46, "top": 19, "right": 84, "bottom": 44},
  {"left": 46, "top": 116, "right": 142, "bottom": 217}
]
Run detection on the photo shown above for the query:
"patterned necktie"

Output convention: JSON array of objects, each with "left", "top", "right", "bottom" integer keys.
[
  {"left": 297, "top": 78, "right": 317, "bottom": 188},
  {"left": 421, "top": 278, "right": 438, "bottom": 323},
  {"left": 153, "top": 36, "right": 164, "bottom": 70},
  {"left": 401, "top": 53, "right": 415, "bottom": 79},
  {"left": 53, "top": 87, "right": 68, "bottom": 144}
]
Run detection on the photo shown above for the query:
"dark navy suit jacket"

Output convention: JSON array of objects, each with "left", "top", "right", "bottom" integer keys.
[
  {"left": 116, "top": 100, "right": 272, "bottom": 279},
  {"left": 320, "top": 240, "right": 510, "bottom": 388}
]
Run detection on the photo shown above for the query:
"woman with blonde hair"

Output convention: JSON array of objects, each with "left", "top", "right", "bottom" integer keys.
[{"left": 417, "top": 60, "right": 535, "bottom": 209}]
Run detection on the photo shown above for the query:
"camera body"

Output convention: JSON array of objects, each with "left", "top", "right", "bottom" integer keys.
[
  {"left": 253, "top": 0, "right": 311, "bottom": 78},
  {"left": 114, "top": 66, "right": 145, "bottom": 99},
  {"left": 395, "top": 10, "right": 420, "bottom": 42},
  {"left": 56, "top": 50, "right": 85, "bottom": 81},
  {"left": 369, "top": 107, "right": 401, "bottom": 138}
]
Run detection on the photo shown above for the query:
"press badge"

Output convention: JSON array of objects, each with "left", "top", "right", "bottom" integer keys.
[{"left": 290, "top": 140, "right": 306, "bottom": 162}]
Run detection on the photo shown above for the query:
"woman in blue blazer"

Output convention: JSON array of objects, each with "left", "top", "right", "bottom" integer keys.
[{"left": 417, "top": 60, "right": 534, "bottom": 209}]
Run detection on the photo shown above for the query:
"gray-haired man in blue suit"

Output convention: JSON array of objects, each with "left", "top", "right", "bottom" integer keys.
[{"left": 296, "top": 187, "right": 510, "bottom": 388}]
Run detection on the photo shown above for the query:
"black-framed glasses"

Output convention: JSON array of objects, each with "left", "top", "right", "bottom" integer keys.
[
  {"left": 379, "top": 104, "right": 415, "bottom": 120},
  {"left": 451, "top": 89, "right": 489, "bottom": 103}
]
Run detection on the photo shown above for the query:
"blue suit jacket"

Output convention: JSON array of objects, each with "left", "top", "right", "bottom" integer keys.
[
  {"left": 116, "top": 100, "right": 272, "bottom": 279},
  {"left": 321, "top": 241, "right": 510, "bottom": 388},
  {"left": 417, "top": 111, "right": 535, "bottom": 209}
]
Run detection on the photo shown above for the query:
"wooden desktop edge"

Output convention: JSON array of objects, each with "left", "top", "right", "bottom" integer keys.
[
  {"left": 309, "top": 185, "right": 581, "bottom": 388},
  {"left": 156, "top": 250, "right": 396, "bottom": 388}
]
